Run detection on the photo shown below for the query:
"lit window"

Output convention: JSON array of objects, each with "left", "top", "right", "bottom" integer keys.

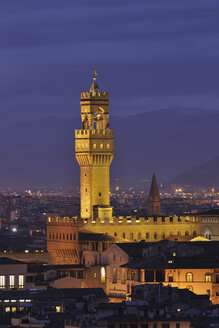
[
  {"left": 94, "top": 272, "right": 97, "bottom": 279},
  {"left": 122, "top": 268, "right": 126, "bottom": 284},
  {"left": 93, "top": 144, "right": 96, "bottom": 149},
  {"left": 19, "top": 275, "right": 24, "bottom": 289},
  {"left": 100, "top": 144, "right": 103, "bottom": 149},
  {"left": 205, "top": 274, "right": 211, "bottom": 282},
  {"left": 186, "top": 272, "right": 193, "bottom": 282},
  {"left": 0, "top": 275, "right": 5, "bottom": 289},
  {"left": 101, "top": 267, "right": 106, "bottom": 283},
  {"left": 56, "top": 306, "right": 61, "bottom": 312},
  {"left": 9, "top": 275, "right": 15, "bottom": 289},
  {"left": 107, "top": 144, "right": 110, "bottom": 149},
  {"left": 112, "top": 267, "right": 117, "bottom": 283}
]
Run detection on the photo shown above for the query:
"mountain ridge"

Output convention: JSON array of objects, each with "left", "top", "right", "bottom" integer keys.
[{"left": 0, "top": 107, "right": 218, "bottom": 188}]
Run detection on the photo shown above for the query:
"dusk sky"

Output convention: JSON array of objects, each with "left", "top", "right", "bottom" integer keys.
[{"left": 1, "top": 0, "right": 219, "bottom": 127}]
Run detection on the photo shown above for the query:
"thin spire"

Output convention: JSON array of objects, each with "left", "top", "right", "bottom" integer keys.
[
  {"left": 90, "top": 66, "right": 100, "bottom": 92},
  {"left": 148, "top": 172, "right": 160, "bottom": 202}
]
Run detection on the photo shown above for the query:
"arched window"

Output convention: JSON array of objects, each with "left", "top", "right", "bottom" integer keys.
[
  {"left": 146, "top": 232, "right": 149, "bottom": 239},
  {"left": 112, "top": 267, "right": 117, "bottom": 283},
  {"left": 101, "top": 267, "right": 106, "bottom": 283},
  {"left": 63, "top": 233, "right": 65, "bottom": 240},
  {"left": 131, "top": 271, "right": 135, "bottom": 280},
  {"left": 168, "top": 274, "right": 173, "bottom": 282},
  {"left": 114, "top": 232, "right": 117, "bottom": 237},
  {"left": 169, "top": 231, "right": 173, "bottom": 236},
  {"left": 138, "top": 232, "right": 142, "bottom": 240},
  {"left": 193, "top": 231, "right": 197, "bottom": 237},
  {"left": 49, "top": 233, "right": 51, "bottom": 239},
  {"left": 130, "top": 232, "right": 134, "bottom": 240},
  {"left": 154, "top": 232, "right": 157, "bottom": 240},
  {"left": 185, "top": 231, "right": 189, "bottom": 236},
  {"left": 70, "top": 234, "right": 72, "bottom": 240},
  {"left": 122, "top": 268, "right": 126, "bottom": 284},
  {"left": 162, "top": 233, "right": 165, "bottom": 239},
  {"left": 205, "top": 273, "right": 211, "bottom": 282},
  {"left": 56, "top": 233, "right": 58, "bottom": 239},
  {"left": 122, "top": 232, "right": 126, "bottom": 239},
  {"left": 66, "top": 234, "right": 69, "bottom": 240},
  {"left": 177, "top": 231, "right": 181, "bottom": 236},
  {"left": 204, "top": 229, "right": 212, "bottom": 240},
  {"left": 186, "top": 272, "right": 193, "bottom": 282}
]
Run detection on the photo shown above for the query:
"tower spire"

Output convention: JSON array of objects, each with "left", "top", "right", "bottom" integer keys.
[
  {"left": 90, "top": 66, "right": 99, "bottom": 93},
  {"left": 148, "top": 172, "right": 161, "bottom": 216}
]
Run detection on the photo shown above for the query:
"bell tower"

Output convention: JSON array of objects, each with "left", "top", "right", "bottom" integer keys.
[
  {"left": 148, "top": 172, "right": 161, "bottom": 216},
  {"left": 75, "top": 72, "right": 114, "bottom": 219}
]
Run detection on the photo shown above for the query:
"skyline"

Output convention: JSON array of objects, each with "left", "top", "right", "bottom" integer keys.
[{"left": 1, "top": 0, "right": 219, "bottom": 127}]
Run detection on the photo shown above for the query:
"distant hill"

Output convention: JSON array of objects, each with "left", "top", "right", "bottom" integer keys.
[
  {"left": 0, "top": 107, "right": 218, "bottom": 188},
  {"left": 174, "top": 156, "right": 219, "bottom": 187}
]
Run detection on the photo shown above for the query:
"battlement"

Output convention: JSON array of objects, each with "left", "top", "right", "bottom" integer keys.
[
  {"left": 81, "top": 91, "right": 109, "bottom": 100},
  {"left": 47, "top": 216, "right": 78, "bottom": 225},
  {"left": 75, "top": 129, "right": 114, "bottom": 138},
  {"left": 81, "top": 215, "right": 201, "bottom": 225}
]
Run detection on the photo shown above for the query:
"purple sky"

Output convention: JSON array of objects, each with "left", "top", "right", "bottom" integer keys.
[{"left": 0, "top": 0, "right": 219, "bottom": 126}]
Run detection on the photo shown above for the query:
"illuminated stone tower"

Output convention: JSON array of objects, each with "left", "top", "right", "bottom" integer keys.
[
  {"left": 75, "top": 72, "right": 114, "bottom": 219},
  {"left": 148, "top": 172, "right": 161, "bottom": 216}
]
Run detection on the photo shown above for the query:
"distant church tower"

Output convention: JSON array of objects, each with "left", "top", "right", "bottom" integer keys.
[
  {"left": 148, "top": 172, "right": 161, "bottom": 216},
  {"left": 75, "top": 72, "right": 114, "bottom": 219}
]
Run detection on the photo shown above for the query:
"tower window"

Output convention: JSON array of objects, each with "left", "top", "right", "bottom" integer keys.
[
  {"left": 100, "top": 144, "right": 103, "bottom": 149},
  {"left": 186, "top": 272, "right": 193, "bottom": 282},
  {"left": 107, "top": 144, "right": 110, "bottom": 149},
  {"left": 93, "top": 144, "right": 96, "bottom": 149},
  {"left": 99, "top": 192, "right": 101, "bottom": 196}
]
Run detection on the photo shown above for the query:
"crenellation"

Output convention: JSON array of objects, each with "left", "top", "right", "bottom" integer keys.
[
  {"left": 75, "top": 129, "right": 114, "bottom": 138},
  {"left": 80, "top": 91, "right": 109, "bottom": 100}
]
